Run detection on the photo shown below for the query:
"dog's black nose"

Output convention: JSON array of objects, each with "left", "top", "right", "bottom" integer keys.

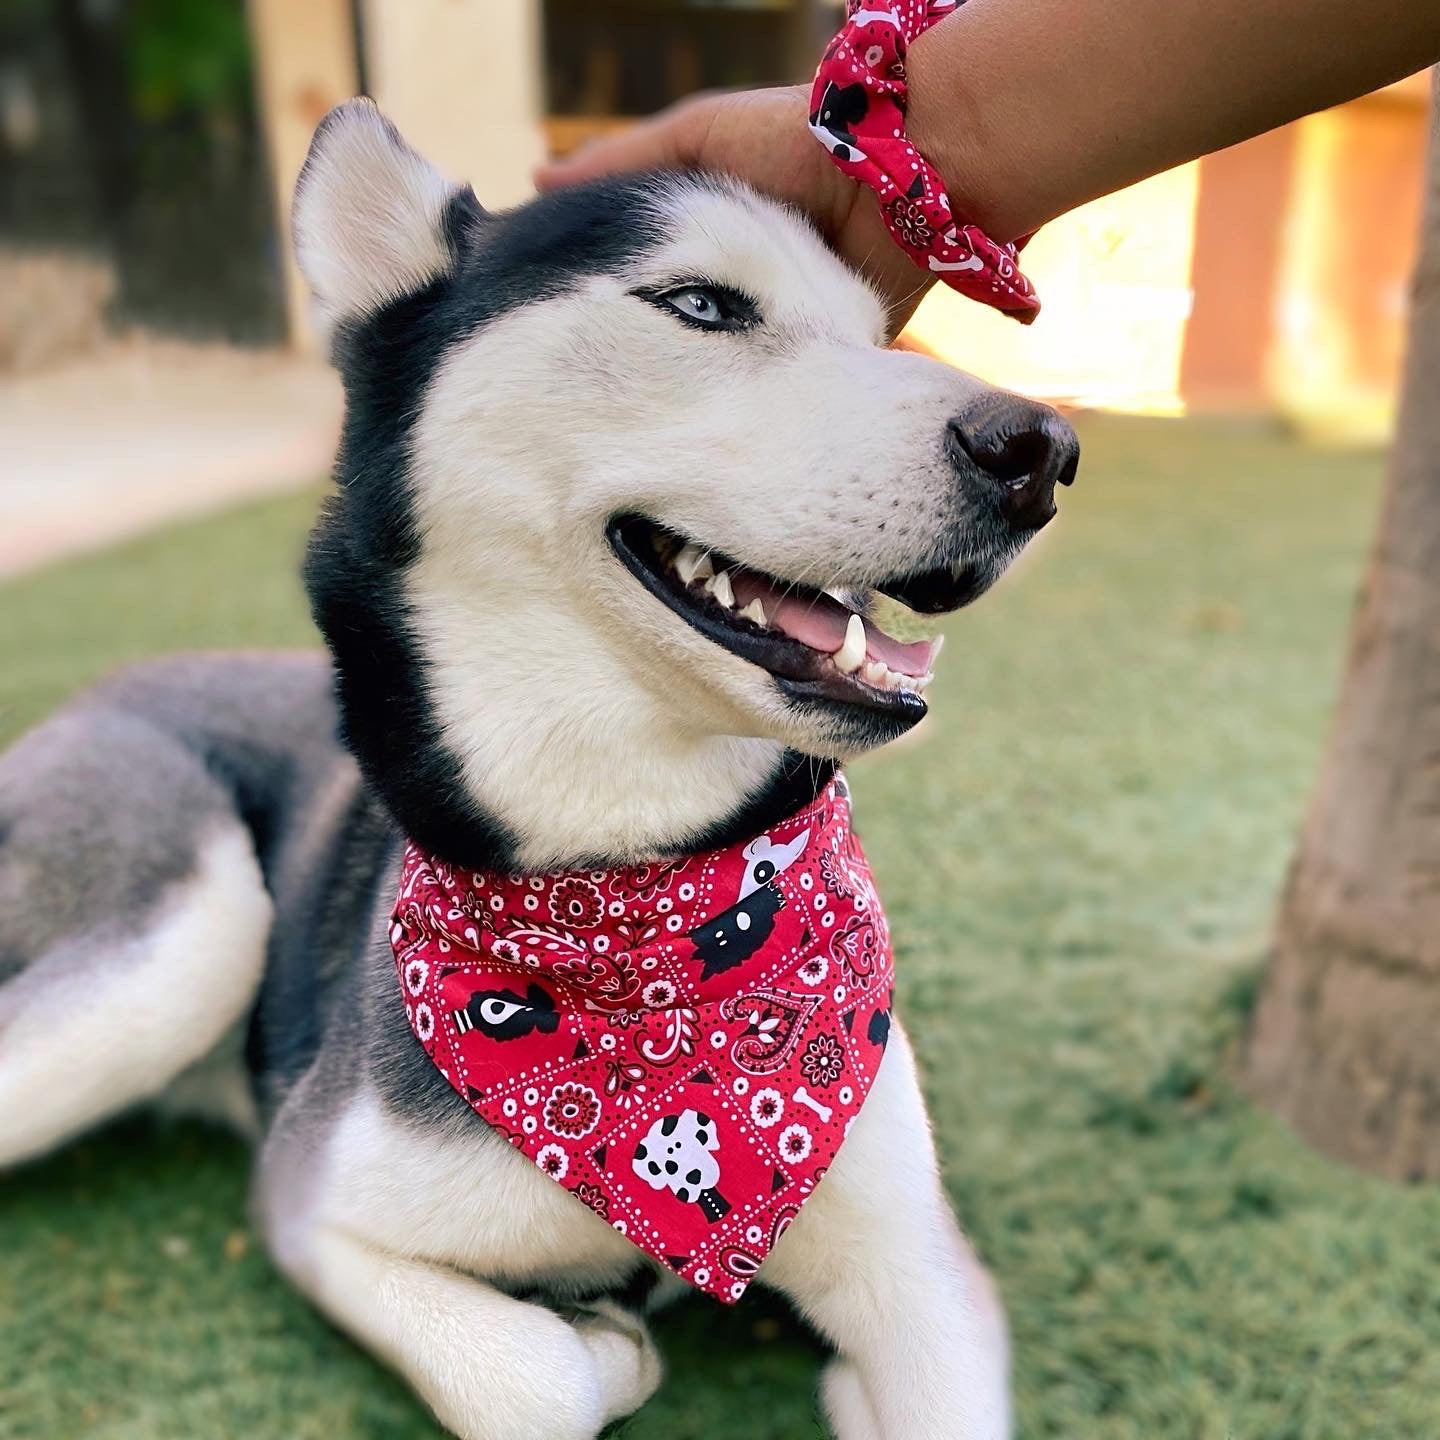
[{"left": 947, "top": 396, "right": 1079, "bottom": 530}]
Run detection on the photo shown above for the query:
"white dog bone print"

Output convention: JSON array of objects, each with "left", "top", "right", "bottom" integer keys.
[
  {"left": 792, "top": 1086, "right": 834, "bottom": 1123},
  {"left": 928, "top": 253, "right": 984, "bottom": 274}
]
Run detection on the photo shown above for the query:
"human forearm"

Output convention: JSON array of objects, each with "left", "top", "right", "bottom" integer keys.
[
  {"left": 911, "top": 0, "right": 1440, "bottom": 241},
  {"left": 538, "top": 0, "right": 1440, "bottom": 330}
]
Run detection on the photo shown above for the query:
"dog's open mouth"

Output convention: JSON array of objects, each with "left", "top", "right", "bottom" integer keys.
[{"left": 608, "top": 516, "right": 981, "bottom": 719}]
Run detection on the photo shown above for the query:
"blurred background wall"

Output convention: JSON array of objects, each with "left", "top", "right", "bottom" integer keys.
[{"left": 0, "top": 0, "right": 1429, "bottom": 572}]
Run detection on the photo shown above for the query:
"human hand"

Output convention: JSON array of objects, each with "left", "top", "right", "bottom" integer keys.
[{"left": 535, "top": 85, "right": 935, "bottom": 337}]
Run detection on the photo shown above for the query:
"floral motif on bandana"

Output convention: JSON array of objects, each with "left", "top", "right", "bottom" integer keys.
[{"left": 390, "top": 775, "right": 896, "bottom": 1303}]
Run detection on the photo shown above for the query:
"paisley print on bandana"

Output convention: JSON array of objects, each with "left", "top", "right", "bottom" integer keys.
[{"left": 390, "top": 777, "right": 895, "bottom": 1304}]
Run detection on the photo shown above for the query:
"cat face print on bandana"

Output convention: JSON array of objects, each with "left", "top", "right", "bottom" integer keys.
[{"left": 390, "top": 775, "right": 896, "bottom": 1303}]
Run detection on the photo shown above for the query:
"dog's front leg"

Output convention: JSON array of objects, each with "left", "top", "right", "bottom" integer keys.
[
  {"left": 761, "top": 1022, "right": 1011, "bottom": 1440},
  {"left": 269, "top": 1222, "right": 660, "bottom": 1440}
]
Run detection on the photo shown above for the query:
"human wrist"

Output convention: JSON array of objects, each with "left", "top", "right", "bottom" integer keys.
[{"left": 904, "top": 23, "right": 1014, "bottom": 245}]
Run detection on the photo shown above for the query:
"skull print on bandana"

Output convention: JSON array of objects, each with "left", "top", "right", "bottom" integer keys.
[{"left": 390, "top": 775, "right": 896, "bottom": 1303}]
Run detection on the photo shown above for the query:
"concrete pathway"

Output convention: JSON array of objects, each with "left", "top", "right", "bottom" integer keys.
[{"left": 1, "top": 338, "right": 342, "bottom": 578}]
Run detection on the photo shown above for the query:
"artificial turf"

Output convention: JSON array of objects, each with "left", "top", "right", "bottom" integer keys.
[{"left": 3, "top": 414, "right": 1438, "bottom": 1440}]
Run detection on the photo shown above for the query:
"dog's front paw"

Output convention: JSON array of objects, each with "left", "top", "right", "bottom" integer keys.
[{"left": 572, "top": 1300, "right": 663, "bottom": 1426}]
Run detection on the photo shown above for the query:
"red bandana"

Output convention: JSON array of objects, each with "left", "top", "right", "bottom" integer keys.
[
  {"left": 390, "top": 775, "right": 895, "bottom": 1303},
  {"left": 810, "top": 0, "right": 1040, "bottom": 321}
]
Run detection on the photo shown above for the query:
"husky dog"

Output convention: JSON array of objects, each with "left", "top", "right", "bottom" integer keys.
[{"left": 0, "top": 100, "right": 1076, "bottom": 1439}]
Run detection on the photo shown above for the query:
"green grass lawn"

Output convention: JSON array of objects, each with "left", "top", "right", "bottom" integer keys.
[{"left": 4, "top": 414, "right": 1440, "bottom": 1440}]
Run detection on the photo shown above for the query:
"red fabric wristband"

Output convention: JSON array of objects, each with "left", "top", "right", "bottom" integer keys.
[{"left": 809, "top": 0, "right": 1040, "bottom": 323}]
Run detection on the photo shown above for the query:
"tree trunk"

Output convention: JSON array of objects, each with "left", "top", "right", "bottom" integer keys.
[{"left": 1243, "top": 78, "right": 1440, "bottom": 1181}]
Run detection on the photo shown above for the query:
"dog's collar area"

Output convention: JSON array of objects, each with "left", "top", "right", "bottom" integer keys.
[
  {"left": 607, "top": 515, "right": 960, "bottom": 719},
  {"left": 390, "top": 775, "right": 896, "bottom": 1303}
]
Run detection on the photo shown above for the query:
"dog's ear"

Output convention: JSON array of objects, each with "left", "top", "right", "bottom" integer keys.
[{"left": 293, "top": 97, "right": 478, "bottom": 347}]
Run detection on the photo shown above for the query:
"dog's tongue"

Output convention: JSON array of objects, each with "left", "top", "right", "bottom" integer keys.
[{"left": 729, "top": 573, "right": 937, "bottom": 677}]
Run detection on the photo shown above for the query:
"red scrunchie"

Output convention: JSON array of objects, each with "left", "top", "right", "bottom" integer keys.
[{"left": 809, "top": 0, "right": 1040, "bottom": 322}]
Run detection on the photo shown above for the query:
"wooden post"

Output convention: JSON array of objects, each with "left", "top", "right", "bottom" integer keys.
[
  {"left": 248, "top": 0, "right": 361, "bottom": 350},
  {"left": 1243, "top": 77, "right": 1440, "bottom": 1180},
  {"left": 361, "top": 0, "right": 544, "bottom": 211}
]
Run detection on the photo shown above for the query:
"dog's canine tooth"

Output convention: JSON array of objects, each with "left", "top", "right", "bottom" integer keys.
[
  {"left": 693, "top": 552, "right": 715, "bottom": 582},
  {"left": 739, "top": 599, "right": 767, "bottom": 627},
  {"left": 833, "top": 613, "right": 865, "bottom": 674},
  {"left": 674, "top": 544, "right": 704, "bottom": 585},
  {"left": 708, "top": 571, "right": 735, "bottom": 609},
  {"left": 915, "top": 670, "right": 935, "bottom": 693}
]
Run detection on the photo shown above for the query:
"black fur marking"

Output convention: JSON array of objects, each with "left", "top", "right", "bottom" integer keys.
[
  {"left": 305, "top": 177, "right": 675, "bottom": 872},
  {"left": 683, "top": 752, "right": 838, "bottom": 855},
  {"left": 302, "top": 164, "right": 850, "bottom": 874},
  {"left": 246, "top": 783, "right": 400, "bottom": 1110}
]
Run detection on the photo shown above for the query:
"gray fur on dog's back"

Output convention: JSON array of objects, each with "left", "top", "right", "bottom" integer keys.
[
  {"left": 0, "top": 651, "right": 343, "bottom": 969},
  {"left": 0, "top": 652, "right": 372, "bottom": 1153}
]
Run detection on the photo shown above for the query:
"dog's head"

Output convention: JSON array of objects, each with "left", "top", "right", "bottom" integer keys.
[{"left": 295, "top": 100, "right": 1077, "bottom": 869}]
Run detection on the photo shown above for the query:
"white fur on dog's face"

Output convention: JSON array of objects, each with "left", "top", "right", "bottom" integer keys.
[
  {"left": 409, "top": 180, "right": 997, "bottom": 725},
  {"left": 295, "top": 102, "right": 1037, "bottom": 866},
  {"left": 404, "top": 186, "right": 1010, "bottom": 862}
]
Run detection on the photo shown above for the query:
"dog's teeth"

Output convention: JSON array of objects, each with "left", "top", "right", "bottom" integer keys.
[
  {"left": 674, "top": 544, "right": 704, "bottom": 585},
  {"left": 676, "top": 546, "right": 715, "bottom": 585},
  {"left": 915, "top": 670, "right": 935, "bottom": 693},
  {"left": 862, "top": 661, "right": 887, "bottom": 688},
  {"left": 931, "top": 634, "right": 945, "bottom": 662},
  {"left": 708, "top": 570, "right": 735, "bottom": 608},
  {"left": 833, "top": 613, "right": 866, "bottom": 674},
  {"left": 739, "top": 599, "right": 767, "bottom": 626}
]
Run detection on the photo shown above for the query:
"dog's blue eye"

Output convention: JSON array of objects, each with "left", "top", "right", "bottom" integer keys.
[
  {"left": 645, "top": 283, "right": 758, "bottom": 332},
  {"left": 665, "top": 287, "right": 725, "bottom": 326}
]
